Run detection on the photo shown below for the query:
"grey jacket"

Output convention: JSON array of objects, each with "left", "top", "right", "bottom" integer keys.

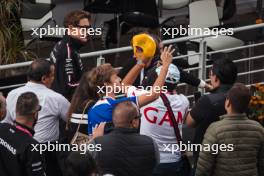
[{"left": 196, "top": 114, "right": 264, "bottom": 176}]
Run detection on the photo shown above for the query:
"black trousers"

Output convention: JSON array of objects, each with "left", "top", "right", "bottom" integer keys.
[{"left": 43, "top": 143, "right": 63, "bottom": 176}]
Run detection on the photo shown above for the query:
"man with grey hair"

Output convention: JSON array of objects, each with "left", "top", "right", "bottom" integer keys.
[{"left": 90, "top": 101, "right": 159, "bottom": 176}]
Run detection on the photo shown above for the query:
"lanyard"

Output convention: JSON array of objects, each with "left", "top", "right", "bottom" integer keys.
[
  {"left": 15, "top": 125, "right": 32, "bottom": 137},
  {"left": 67, "top": 43, "right": 71, "bottom": 59}
]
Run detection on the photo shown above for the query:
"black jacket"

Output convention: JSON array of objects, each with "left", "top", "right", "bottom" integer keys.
[
  {"left": 118, "top": 56, "right": 201, "bottom": 87},
  {"left": 50, "top": 35, "right": 84, "bottom": 100},
  {"left": 91, "top": 128, "right": 158, "bottom": 176},
  {"left": 0, "top": 122, "right": 45, "bottom": 176},
  {"left": 190, "top": 84, "right": 232, "bottom": 162}
]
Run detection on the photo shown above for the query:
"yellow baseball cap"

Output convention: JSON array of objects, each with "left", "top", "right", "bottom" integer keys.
[{"left": 132, "top": 34, "right": 157, "bottom": 60}]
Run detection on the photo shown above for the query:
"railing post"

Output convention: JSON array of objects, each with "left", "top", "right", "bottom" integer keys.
[
  {"left": 198, "top": 39, "right": 207, "bottom": 95},
  {"left": 158, "top": 0, "right": 163, "bottom": 17},
  {"left": 96, "top": 55, "right": 105, "bottom": 66}
]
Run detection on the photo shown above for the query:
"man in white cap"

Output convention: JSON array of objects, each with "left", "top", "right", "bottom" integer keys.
[{"left": 126, "top": 63, "right": 189, "bottom": 176}]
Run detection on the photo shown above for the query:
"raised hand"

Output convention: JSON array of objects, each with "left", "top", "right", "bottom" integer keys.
[{"left": 160, "top": 45, "right": 175, "bottom": 67}]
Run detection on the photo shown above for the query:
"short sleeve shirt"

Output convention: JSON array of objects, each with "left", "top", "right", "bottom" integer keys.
[{"left": 127, "top": 86, "right": 190, "bottom": 163}]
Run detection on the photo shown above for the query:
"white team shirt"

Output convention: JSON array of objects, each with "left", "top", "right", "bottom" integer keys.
[{"left": 127, "top": 86, "right": 189, "bottom": 163}]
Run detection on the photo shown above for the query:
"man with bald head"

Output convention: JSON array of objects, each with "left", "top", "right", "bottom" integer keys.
[
  {"left": 90, "top": 101, "right": 159, "bottom": 176},
  {"left": 112, "top": 101, "right": 140, "bottom": 129}
]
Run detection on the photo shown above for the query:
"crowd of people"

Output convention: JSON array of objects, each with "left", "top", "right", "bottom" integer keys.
[{"left": 0, "top": 9, "right": 263, "bottom": 176}]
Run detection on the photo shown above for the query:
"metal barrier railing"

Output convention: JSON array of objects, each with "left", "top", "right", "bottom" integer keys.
[{"left": 1, "top": 23, "right": 264, "bottom": 93}]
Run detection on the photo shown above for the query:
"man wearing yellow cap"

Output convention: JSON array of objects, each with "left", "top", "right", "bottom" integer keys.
[
  {"left": 119, "top": 33, "right": 212, "bottom": 90},
  {"left": 132, "top": 33, "right": 158, "bottom": 62}
]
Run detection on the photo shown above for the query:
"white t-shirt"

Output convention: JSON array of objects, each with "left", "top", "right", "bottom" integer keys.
[{"left": 127, "top": 86, "right": 189, "bottom": 163}]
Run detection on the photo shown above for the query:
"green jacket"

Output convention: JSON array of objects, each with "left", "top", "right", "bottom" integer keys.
[{"left": 196, "top": 114, "right": 264, "bottom": 176}]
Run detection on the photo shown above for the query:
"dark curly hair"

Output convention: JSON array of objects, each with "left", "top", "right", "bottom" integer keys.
[
  {"left": 64, "top": 10, "right": 91, "bottom": 27},
  {"left": 65, "top": 152, "right": 98, "bottom": 176}
]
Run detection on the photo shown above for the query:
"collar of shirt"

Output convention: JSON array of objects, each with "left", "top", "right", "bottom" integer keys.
[
  {"left": 14, "top": 121, "right": 35, "bottom": 137},
  {"left": 64, "top": 35, "right": 84, "bottom": 51},
  {"left": 211, "top": 84, "right": 232, "bottom": 94},
  {"left": 111, "top": 127, "right": 138, "bottom": 134},
  {"left": 103, "top": 96, "right": 115, "bottom": 100},
  {"left": 26, "top": 81, "right": 47, "bottom": 89},
  {"left": 220, "top": 113, "right": 248, "bottom": 120}
]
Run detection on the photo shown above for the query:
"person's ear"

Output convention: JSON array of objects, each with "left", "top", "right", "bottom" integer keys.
[
  {"left": 131, "top": 119, "right": 139, "bottom": 129},
  {"left": 41, "top": 75, "right": 46, "bottom": 83},
  {"left": 131, "top": 119, "right": 136, "bottom": 128},
  {"left": 225, "top": 98, "right": 231, "bottom": 109},
  {"left": 41, "top": 75, "right": 47, "bottom": 84},
  {"left": 33, "top": 111, "right": 38, "bottom": 121},
  {"left": 224, "top": 98, "right": 228, "bottom": 110}
]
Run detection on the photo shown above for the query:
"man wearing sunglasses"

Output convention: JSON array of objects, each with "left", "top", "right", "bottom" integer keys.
[
  {"left": 89, "top": 101, "right": 159, "bottom": 176},
  {"left": 50, "top": 10, "right": 91, "bottom": 101},
  {"left": 0, "top": 92, "right": 46, "bottom": 176},
  {"left": 185, "top": 58, "right": 238, "bottom": 175}
]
